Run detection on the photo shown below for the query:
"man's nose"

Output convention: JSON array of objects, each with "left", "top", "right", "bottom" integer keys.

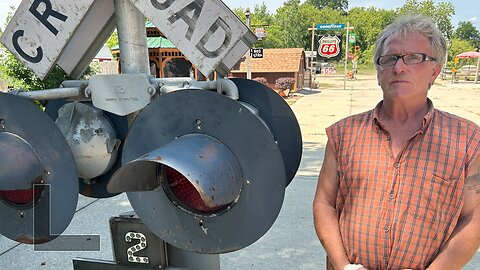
[{"left": 393, "top": 58, "right": 407, "bottom": 73}]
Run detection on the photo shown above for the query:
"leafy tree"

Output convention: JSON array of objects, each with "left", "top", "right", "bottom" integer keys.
[
  {"left": 106, "top": 30, "right": 118, "bottom": 50},
  {"left": 252, "top": 3, "right": 274, "bottom": 26},
  {"left": 448, "top": 38, "right": 476, "bottom": 66},
  {"left": 0, "top": 50, "right": 94, "bottom": 90},
  {"left": 267, "top": 0, "right": 309, "bottom": 48},
  {"left": 346, "top": 7, "right": 396, "bottom": 64},
  {"left": 306, "top": 0, "right": 348, "bottom": 13},
  {"left": 454, "top": 21, "right": 480, "bottom": 49},
  {"left": 398, "top": 0, "right": 455, "bottom": 38},
  {"left": 231, "top": 4, "right": 275, "bottom": 48}
]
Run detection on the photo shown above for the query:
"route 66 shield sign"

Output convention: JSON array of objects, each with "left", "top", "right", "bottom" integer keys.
[{"left": 318, "top": 35, "right": 342, "bottom": 60}]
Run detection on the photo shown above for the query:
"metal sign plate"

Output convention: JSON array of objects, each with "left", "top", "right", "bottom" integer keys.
[
  {"left": 56, "top": 0, "right": 116, "bottom": 79},
  {"left": 0, "top": 0, "right": 96, "bottom": 80},
  {"left": 316, "top": 23, "right": 345, "bottom": 30},
  {"left": 131, "top": 0, "right": 257, "bottom": 77},
  {"left": 88, "top": 74, "right": 154, "bottom": 116},
  {"left": 318, "top": 34, "right": 342, "bottom": 60},
  {"left": 250, "top": 48, "right": 263, "bottom": 58}
]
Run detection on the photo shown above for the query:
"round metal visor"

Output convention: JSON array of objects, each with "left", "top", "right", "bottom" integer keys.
[
  {"left": 0, "top": 93, "right": 78, "bottom": 244},
  {"left": 109, "top": 89, "right": 286, "bottom": 253}
]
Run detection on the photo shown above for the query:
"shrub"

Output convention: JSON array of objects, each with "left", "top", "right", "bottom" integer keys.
[
  {"left": 275, "top": 77, "right": 295, "bottom": 90},
  {"left": 253, "top": 77, "right": 268, "bottom": 85}
]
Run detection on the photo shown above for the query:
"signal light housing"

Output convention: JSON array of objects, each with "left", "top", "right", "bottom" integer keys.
[
  {"left": 354, "top": 45, "right": 360, "bottom": 54},
  {"left": 0, "top": 93, "right": 79, "bottom": 244},
  {"left": 107, "top": 81, "right": 301, "bottom": 253},
  {"left": 45, "top": 99, "right": 128, "bottom": 199}
]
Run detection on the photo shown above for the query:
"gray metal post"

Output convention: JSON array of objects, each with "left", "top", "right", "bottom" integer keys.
[
  {"left": 114, "top": 0, "right": 149, "bottom": 75},
  {"left": 245, "top": 8, "right": 252, "bottom": 80}
]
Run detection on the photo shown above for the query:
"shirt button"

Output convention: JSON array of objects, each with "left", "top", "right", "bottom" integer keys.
[
  {"left": 383, "top": 256, "right": 388, "bottom": 262},
  {"left": 389, "top": 193, "right": 394, "bottom": 200},
  {"left": 394, "top": 163, "right": 400, "bottom": 168},
  {"left": 384, "top": 226, "right": 390, "bottom": 233}
]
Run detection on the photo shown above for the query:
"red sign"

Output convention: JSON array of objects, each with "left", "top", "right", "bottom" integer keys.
[{"left": 318, "top": 35, "right": 342, "bottom": 60}]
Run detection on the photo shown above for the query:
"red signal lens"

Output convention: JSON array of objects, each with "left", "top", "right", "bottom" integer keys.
[
  {"left": 0, "top": 186, "right": 43, "bottom": 206},
  {"left": 166, "top": 167, "right": 225, "bottom": 214}
]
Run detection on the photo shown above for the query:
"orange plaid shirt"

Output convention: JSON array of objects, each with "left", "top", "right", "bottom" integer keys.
[{"left": 326, "top": 99, "right": 480, "bottom": 270}]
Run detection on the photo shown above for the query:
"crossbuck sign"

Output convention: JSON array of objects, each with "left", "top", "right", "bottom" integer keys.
[{"left": 0, "top": 0, "right": 257, "bottom": 79}]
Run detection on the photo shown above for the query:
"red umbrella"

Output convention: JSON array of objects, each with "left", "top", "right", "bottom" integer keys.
[
  {"left": 456, "top": 51, "right": 480, "bottom": 58},
  {"left": 455, "top": 51, "right": 480, "bottom": 83}
]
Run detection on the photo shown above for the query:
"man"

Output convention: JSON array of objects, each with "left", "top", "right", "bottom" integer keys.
[{"left": 313, "top": 15, "right": 480, "bottom": 270}]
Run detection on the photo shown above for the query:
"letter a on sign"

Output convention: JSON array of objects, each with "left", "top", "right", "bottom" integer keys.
[{"left": 0, "top": 0, "right": 96, "bottom": 80}]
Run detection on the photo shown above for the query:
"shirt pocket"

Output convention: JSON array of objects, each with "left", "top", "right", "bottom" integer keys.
[{"left": 412, "top": 171, "right": 462, "bottom": 225}]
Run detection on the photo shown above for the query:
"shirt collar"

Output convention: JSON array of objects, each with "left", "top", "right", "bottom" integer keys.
[{"left": 373, "top": 98, "right": 435, "bottom": 133}]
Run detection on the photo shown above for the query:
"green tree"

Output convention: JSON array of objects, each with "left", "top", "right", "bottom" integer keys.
[
  {"left": 267, "top": 0, "right": 309, "bottom": 48},
  {"left": 306, "top": 0, "right": 348, "bottom": 13},
  {"left": 454, "top": 21, "right": 480, "bottom": 49},
  {"left": 449, "top": 38, "right": 476, "bottom": 65},
  {"left": 251, "top": 4, "right": 274, "bottom": 48},
  {"left": 0, "top": 50, "right": 95, "bottom": 91},
  {"left": 106, "top": 30, "right": 118, "bottom": 50},
  {"left": 398, "top": 0, "right": 455, "bottom": 38},
  {"left": 231, "top": 5, "right": 274, "bottom": 48},
  {"left": 346, "top": 7, "right": 396, "bottom": 65}
]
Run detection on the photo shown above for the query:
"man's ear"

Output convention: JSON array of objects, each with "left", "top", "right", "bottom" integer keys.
[{"left": 432, "top": 64, "right": 442, "bottom": 78}]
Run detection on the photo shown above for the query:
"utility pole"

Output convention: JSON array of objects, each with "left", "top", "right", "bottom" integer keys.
[
  {"left": 343, "top": 22, "right": 349, "bottom": 90},
  {"left": 245, "top": 8, "right": 252, "bottom": 80},
  {"left": 343, "top": 22, "right": 355, "bottom": 90},
  {"left": 309, "top": 24, "right": 316, "bottom": 89}
]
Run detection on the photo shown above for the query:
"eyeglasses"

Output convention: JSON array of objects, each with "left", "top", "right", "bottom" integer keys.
[{"left": 376, "top": 53, "right": 436, "bottom": 66}]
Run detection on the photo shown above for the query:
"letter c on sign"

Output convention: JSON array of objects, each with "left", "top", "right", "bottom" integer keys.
[{"left": 12, "top": 30, "right": 43, "bottom": 63}]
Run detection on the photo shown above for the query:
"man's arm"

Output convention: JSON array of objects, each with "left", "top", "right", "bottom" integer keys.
[
  {"left": 313, "top": 140, "right": 363, "bottom": 270},
  {"left": 427, "top": 153, "right": 480, "bottom": 270}
]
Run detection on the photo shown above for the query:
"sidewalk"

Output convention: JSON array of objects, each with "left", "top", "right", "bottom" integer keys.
[{"left": 0, "top": 75, "right": 479, "bottom": 269}]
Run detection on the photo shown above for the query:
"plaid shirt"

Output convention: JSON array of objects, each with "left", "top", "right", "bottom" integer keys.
[{"left": 325, "top": 99, "right": 480, "bottom": 270}]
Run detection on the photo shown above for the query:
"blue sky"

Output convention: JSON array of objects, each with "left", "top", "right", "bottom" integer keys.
[{"left": 1, "top": 0, "right": 478, "bottom": 31}]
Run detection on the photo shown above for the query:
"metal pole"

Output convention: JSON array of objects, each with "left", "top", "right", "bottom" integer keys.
[
  {"left": 114, "top": 0, "right": 149, "bottom": 74},
  {"left": 344, "top": 22, "right": 349, "bottom": 90},
  {"left": 443, "top": 39, "right": 450, "bottom": 80},
  {"left": 310, "top": 24, "right": 315, "bottom": 89},
  {"left": 245, "top": 8, "right": 252, "bottom": 80},
  {"left": 114, "top": 0, "right": 149, "bottom": 124},
  {"left": 475, "top": 55, "right": 480, "bottom": 84}
]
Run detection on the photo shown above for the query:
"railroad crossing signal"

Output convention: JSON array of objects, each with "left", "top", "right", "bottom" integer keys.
[
  {"left": 0, "top": 0, "right": 257, "bottom": 79},
  {"left": 0, "top": 0, "right": 302, "bottom": 268}
]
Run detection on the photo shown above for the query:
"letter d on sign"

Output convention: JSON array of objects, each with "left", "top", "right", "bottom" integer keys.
[{"left": 196, "top": 17, "right": 231, "bottom": 58}]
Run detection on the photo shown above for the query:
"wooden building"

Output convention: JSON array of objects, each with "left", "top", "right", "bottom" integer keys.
[
  {"left": 228, "top": 48, "right": 307, "bottom": 91},
  {"left": 112, "top": 22, "right": 213, "bottom": 80}
]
